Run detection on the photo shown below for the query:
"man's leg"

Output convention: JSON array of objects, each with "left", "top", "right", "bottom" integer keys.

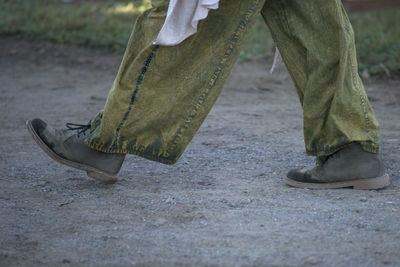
[
  {"left": 27, "top": 0, "right": 269, "bottom": 183},
  {"left": 28, "top": 0, "right": 270, "bottom": 182},
  {"left": 261, "top": 0, "right": 389, "bottom": 189}
]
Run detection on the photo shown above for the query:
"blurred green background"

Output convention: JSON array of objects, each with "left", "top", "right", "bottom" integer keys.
[{"left": 0, "top": 0, "right": 399, "bottom": 78}]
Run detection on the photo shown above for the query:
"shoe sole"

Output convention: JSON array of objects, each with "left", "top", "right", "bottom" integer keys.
[
  {"left": 284, "top": 174, "right": 390, "bottom": 190},
  {"left": 26, "top": 120, "right": 117, "bottom": 184}
]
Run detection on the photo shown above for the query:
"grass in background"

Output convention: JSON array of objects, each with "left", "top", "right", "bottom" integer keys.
[
  {"left": 0, "top": 0, "right": 399, "bottom": 78},
  {"left": 349, "top": 9, "right": 400, "bottom": 78},
  {"left": 0, "top": 0, "right": 150, "bottom": 52}
]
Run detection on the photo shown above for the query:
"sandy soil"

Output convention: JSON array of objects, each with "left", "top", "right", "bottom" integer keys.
[{"left": 0, "top": 36, "right": 399, "bottom": 266}]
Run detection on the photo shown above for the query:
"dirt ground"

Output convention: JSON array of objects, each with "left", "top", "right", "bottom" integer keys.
[{"left": 0, "top": 36, "right": 399, "bottom": 266}]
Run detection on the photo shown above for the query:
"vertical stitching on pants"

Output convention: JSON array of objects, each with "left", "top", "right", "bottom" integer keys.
[
  {"left": 164, "top": 0, "right": 261, "bottom": 158},
  {"left": 110, "top": 45, "right": 160, "bottom": 152}
]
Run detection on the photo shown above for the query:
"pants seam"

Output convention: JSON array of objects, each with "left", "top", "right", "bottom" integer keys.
[{"left": 109, "top": 45, "right": 160, "bottom": 152}]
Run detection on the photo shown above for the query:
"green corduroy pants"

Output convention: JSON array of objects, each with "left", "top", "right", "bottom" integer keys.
[{"left": 85, "top": 0, "right": 380, "bottom": 164}]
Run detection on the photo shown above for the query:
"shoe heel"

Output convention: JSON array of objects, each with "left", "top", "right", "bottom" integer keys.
[
  {"left": 353, "top": 174, "right": 390, "bottom": 190},
  {"left": 87, "top": 171, "right": 118, "bottom": 184}
]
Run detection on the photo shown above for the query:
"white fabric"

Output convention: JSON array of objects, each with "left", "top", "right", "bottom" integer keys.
[
  {"left": 154, "top": 0, "right": 219, "bottom": 46},
  {"left": 270, "top": 48, "right": 282, "bottom": 74}
]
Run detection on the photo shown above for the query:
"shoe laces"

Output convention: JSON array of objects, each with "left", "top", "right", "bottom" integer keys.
[{"left": 66, "top": 122, "right": 91, "bottom": 137}]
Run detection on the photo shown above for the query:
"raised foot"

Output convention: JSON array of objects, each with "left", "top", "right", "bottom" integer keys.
[{"left": 26, "top": 119, "right": 124, "bottom": 184}]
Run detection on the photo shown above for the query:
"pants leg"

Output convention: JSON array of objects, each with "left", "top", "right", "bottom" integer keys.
[
  {"left": 86, "top": 0, "right": 267, "bottom": 164},
  {"left": 261, "top": 0, "right": 380, "bottom": 157}
]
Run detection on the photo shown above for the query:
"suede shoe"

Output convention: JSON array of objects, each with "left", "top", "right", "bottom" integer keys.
[
  {"left": 27, "top": 118, "right": 125, "bottom": 184},
  {"left": 285, "top": 144, "right": 389, "bottom": 190}
]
